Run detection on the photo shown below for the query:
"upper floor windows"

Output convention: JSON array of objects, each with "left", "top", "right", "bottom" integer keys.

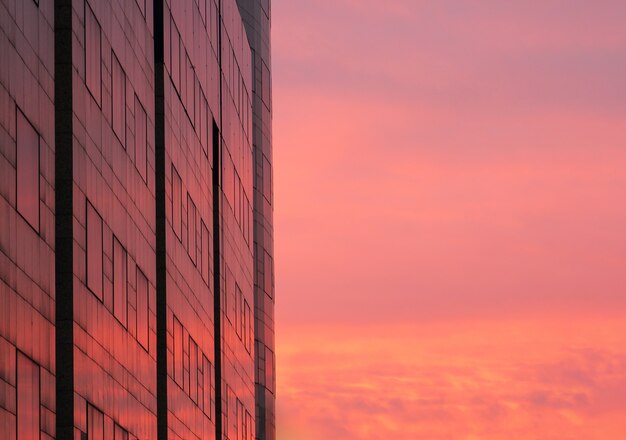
[
  {"left": 172, "top": 165, "right": 182, "bottom": 240},
  {"left": 85, "top": 1, "right": 102, "bottom": 105},
  {"left": 16, "top": 108, "right": 40, "bottom": 232}
]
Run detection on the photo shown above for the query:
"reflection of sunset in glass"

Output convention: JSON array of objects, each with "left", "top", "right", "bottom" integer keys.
[{"left": 273, "top": 1, "right": 626, "bottom": 438}]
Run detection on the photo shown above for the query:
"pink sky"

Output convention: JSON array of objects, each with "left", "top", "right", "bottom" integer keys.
[{"left": 271, "top": 1, "right": 626, "bottom": 438}]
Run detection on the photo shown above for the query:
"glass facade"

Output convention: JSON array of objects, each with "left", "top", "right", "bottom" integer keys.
[{"left": 1, "top": 0, "right": 273, "bottom": 439}]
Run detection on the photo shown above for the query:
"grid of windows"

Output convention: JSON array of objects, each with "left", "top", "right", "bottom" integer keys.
[
  {"left": 16, "top": 108, "right": 40, "bottom": 232},
  {"left": 172, "top": 314, "right": 214, "bottom": 418}
]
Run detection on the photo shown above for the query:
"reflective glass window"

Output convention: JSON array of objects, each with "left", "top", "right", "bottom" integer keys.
[
  {"left": 111, "top": 51, "right": 125, "bottom": 145},
  {"left": 189, "top": 338, "right": 198, "bottom": 403},
  {"left": 173, "top": 316, "right": 183, "bottom": 386},
  {"left": 201, "top": 220, "right": 209, "bottom": 283},
  {"left": 16, "top": 108, "right": 39, "bottom": 232},
  {"left": 87, "top": 201, "right": 104, "bottom": 301},
  {"left": 263, "top": 154, "right": 272, "bottom": 204},
  {"left": 85, "top": 1, "right": 101, "bottom": 104},
  {"left": 172, "top": 165, "right": 182, "bottom": 240},
  {"left": 235, "top": 283, "right": 242, "bottom": 339},
  {"left": 203, "top": 355, "right": 212, "bottom": 418},
  {"left": 187, "top": 194, "right": 197, "bottom": 265},
  {"left": 17, "top": 352, "right": 40, "bottom": 439},
  {"left": 136, "top": 268, "right": 149, "bottom": 350},
  {"left": 170, "top": 19, "right": 180, "bottom": 91},
  {"left": 113, "top": 237, "right": 128, "bottom": 327},
  {"left": 135, "top": 95, "right": 147, "bottom": 182},
  {"left": 244, "top": 299, "right": 251, "bottom": 353},
  {"left": 115, "top": 424, "right": 129, "bottom": 440},
  {"left": 87, "top": 403, "right": 104, "bottom": 440}
]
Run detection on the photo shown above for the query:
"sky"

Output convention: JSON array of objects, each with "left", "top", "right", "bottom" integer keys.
[{"left": 271, "top": 1, "right": 626, "bottom": 438}]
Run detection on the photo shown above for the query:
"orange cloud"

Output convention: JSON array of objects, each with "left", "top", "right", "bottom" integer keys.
[{"left": 277, "top": 315, "right": 626, "bottom": 439}]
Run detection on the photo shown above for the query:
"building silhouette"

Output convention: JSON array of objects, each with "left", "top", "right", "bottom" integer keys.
[{"left": 0, "top": 0, "right": 275, "bottom": 438}]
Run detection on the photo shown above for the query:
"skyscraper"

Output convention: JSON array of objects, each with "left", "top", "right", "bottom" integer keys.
[{"left": 0, "top": 0, "right": 274, "bottom": 438}]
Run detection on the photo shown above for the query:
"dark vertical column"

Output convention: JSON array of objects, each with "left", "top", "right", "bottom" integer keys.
[
  {"left": 154, "top": 0, "right": 168, "bottom": 438},
  {"left": 212, "top": 122, "right": 222, "bottom": 440},
  {"left": 55, "top": 0, "right": 74, "bottom": 438}
]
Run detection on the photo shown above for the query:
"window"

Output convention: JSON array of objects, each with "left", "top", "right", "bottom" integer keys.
[
  {"left": 172, "top": 165, "right": 182, "bottom": 240},
  {"left": 201, "top": 220, "right": 209, "bottom": 283},
  {"left": 111, "top": 51, "right": 126, "bottom": 145},
  {"left": 85, "top": 1, "right": 102, "bottom": 105},
  {"left": 173, "top": 315, "right": 183, "bottom": 386},
  {"left": 87, "top": 403, "right": 104, "bottom": 440},
  {"left": 134, "top": 0, "right": 145, "bottom": 17},
  {"left": 187, "top": 194, "right": 197, "bottom": 265},
  {"left": 113, "top": 237, "right": 128, "bottom": 327},
  {"left": 115, "top": 423, "right": 129, "bottom": 440},
  {"left": 170, "top": 18, "right": 180, "bottom": 92},
  {"left": 265, "top": 346, "right": 274, "bottom": 393},
  {"left": 189, "top": 338, "right": 198, "bottom": 403},
  {"left": 264, "top": 250, "right": 273, "bottom": 298},
  {"left": 135, "top": 95, "right": 147, "bottom": 182},
  {"left": 136, "top": 268, "right": 149, "bottom": 350},
  {"left": 263, "top": 154, "right": 272, "bottom": 204},
  {"left": 244, "top": 299, "right": 251, "bottom": 353},
  {"left": 203, "top": 355, "right": 212, "bottom": 419},
  {"left": 16, "top": 108, "right": 40, "bottom": 232},
  {"left": 17, "top": 352, "right": 40, "bottom": 439},
  {"left": 261, "top": 59, "right": 271, "bottom": 111},
  {"left": 235, "top": 283, "right": 242, "bottom": 339},
  {"left": 87, "top": 201, "right": 103, "bottom": 301}
]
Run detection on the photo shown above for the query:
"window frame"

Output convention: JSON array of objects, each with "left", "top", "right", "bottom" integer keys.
[
  {"left": 86, "top": 200, "right": 104, "bottom": 302},
  {"left": 85, "top": 0, "right": 102, "bottom": 107},
  {"left": 15, "top": 106, "right": 40, "bottom": 234}
]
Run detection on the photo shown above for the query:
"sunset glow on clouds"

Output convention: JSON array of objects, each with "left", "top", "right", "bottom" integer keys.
[{"left": 271, "top": 1, "right": 626, "bottom": 438}]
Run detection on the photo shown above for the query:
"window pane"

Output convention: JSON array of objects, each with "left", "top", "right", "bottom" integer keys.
[
  {"left": 114, "top": 423, "right": 129, "bottom": 440},
  {"left": 16, "top": 109, "right": 39, "bottom": 231},
  {"left": 187, "top": 194, "right": 196, "bottom": 265},
  {"left": 190, "top": 338, "right": 198, "bottom": 403},
  {"left": 172, "top": 166, "right": 182, "bottom": 240},
  {"left": 17, "top": 352, "right": 40, "bottom": 439},
  {"left": 203, "top": 355, "right": 211, "bottom": 418},
  {"left": 135, "top": 95, "right": 147, "bottom": 182},
  {"left": 85, "top": 2, "right": 101, "bottom": 104},
  {"left": 113, "top": 237, "right": 127, "bottom": 326},
  {"left": 88, "top": 403, "right": 104, "bottom": 440},
  {"left": 136, "top": 268, "right": 149, "bottom": 350},
  {"left": 87, "top": 201, "right": 103, "bottom": 301},
  {"left": 173, "top": 316, "right": 183, "bottom": 386},
  {"left": 170, "top": 19, "right": 180, "bottom": 91},
  {"left": 112, "top": 52, "right": 125, "bottom": 145},
  {"left": 201, "top": 221, "right": 209, "bottom": 283}
]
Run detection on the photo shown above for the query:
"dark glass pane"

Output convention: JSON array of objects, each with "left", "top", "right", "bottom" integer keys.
[
  {"left": 88, "top": 404, "right": 104, "bottom": 440},
  {"left": 111, "top": 52, "right": 125, "bottom": 145},
  {"left": 85, "top": 2, "right": 101, "bottom": 104},
  {"left": 17, "top": 352, "right": 40, "bottom": 440},
  {"left": 136, "top": 268, "right": 149, "bottom": 350},
  {"left": 135, "top": 95, "right": 147, "bottom": 182},
  {"left": 172, "top": 166, "right": 182, "bottom": 240},
  {"left": 16, "top": 109, "right": 39, "bottom": 231},
  {"left": 87, "top": 201, "right": 103, "bottom": 301},
  {"left": 113, "top": 237, "right": 128, "bottom": 327}
]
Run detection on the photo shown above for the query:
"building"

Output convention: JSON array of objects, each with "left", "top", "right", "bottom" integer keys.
[{"left": 0, "top": 0, "right": 274, "bottom": 438}]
